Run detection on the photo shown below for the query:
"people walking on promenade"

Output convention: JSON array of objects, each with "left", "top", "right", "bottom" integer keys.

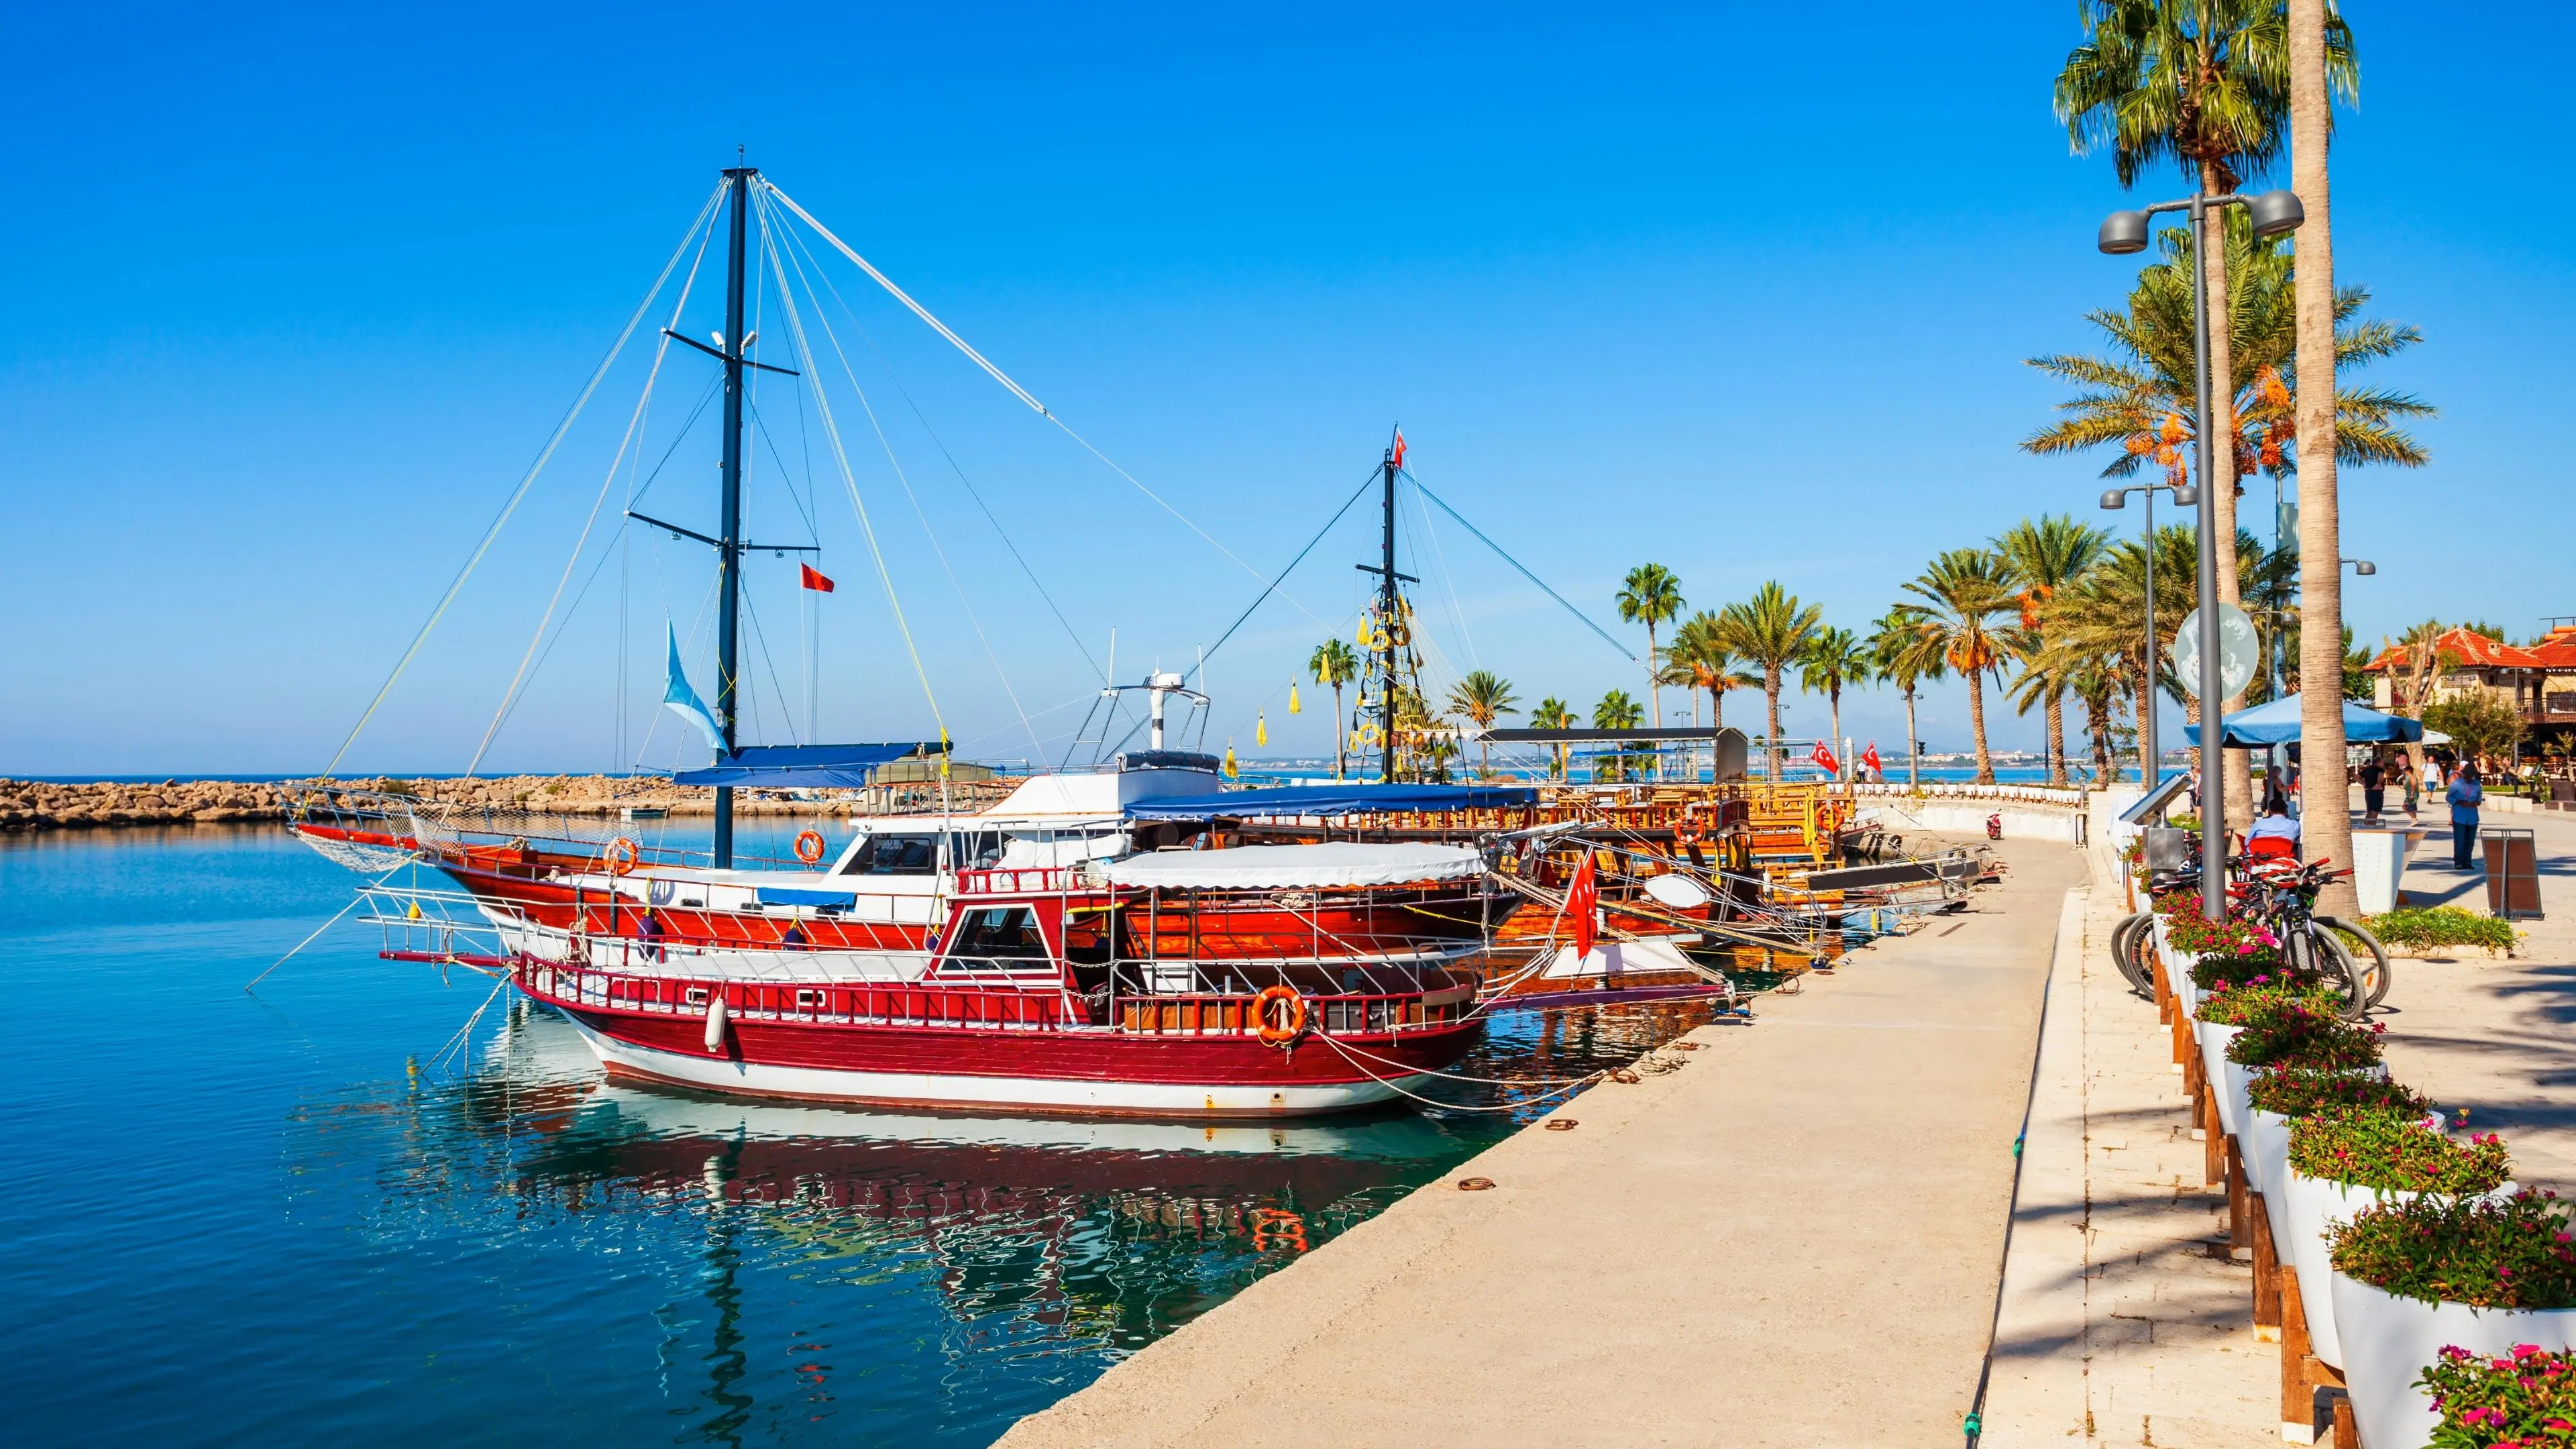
[
  {"left": 2446, "top": 764, "right": 2485, "bottom": 870},
  {"left": 2360, "top": 753, "right": 2387, "bottom": 824}
]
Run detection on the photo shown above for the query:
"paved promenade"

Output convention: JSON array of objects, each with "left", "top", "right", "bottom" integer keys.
[
  {"left": 1001, "top": 839, "right": 2082, "bottom": 1448},
  {"left": 1980, "top": 797, "right": 2575, "bottom": 1447}
]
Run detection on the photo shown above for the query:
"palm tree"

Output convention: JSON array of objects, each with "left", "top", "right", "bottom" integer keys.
[
  {"left": 1718, "top": 582, "right": 1822, "bottom": 782},
  {"left": 1529, "top": 696, "right": 1576, "bottom": 780},
  {"left": 2022, "top": 219, "right": 2430, "bottom": 482},
  {"left": 1994, "top": 516, "right": 2112, "bottom": 786},
  {"left": 1898, "top": 549, "right": 2017, "bottom": 785},
  {"left": 1796, "top": 627, "right": 1873, "bottom": 778},
  {"left": 1871, "top": 610, "right": 1947, "bottom": 791},
  {"left": 1661, "top": 610, "right": 1756, "bottom": 735},
  {"left": 1447, "top": 669, "right": 1519, "bottom": 779},
  {"left": 1592, "top": 689, "right": 1643, "bottom": 782},
  {"left": 1616, "top": 564, "right": 1685, "bottom": 731},
  {"left": 2055, "top": 0, "right": 2302, "bottom": 620},
  {"left": 2290, "top": 0, "right": 2363, "bottom": 918},
  {"left": 1309, "top": 637, "right": 1360, "bottom": 782}
]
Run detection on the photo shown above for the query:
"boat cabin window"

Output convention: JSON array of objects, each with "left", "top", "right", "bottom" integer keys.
[
  {"left": 948, "top": 906, "right": 1050, "bottom": 961},
  {"left": 949, "top": 832, "right": 1004, "bottom": 869},
  {"left": 840, "top": 834, "right": 938, "bottom": 875}
]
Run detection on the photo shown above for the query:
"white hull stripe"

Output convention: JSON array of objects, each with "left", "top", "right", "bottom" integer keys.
[{"left": 557, "top": 1015, "right": 1422, "bottom": 1118}]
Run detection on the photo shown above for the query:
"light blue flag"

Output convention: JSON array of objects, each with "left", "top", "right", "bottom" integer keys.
[{"left": 663, "top": 625, "right": 724, "bottom": 753}]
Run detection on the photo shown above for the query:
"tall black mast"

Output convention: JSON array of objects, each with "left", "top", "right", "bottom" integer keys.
[
  {"left": 1377, "top": 441, "right": 1399, "bottom": 784},
  {"left": 712, "top": 166, "right": 755, "bottom": 868}
]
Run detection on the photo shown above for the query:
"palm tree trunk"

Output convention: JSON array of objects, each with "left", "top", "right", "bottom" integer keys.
[
  {"left": 1709, "top": 688, "right": 1724, "bottom": 735},
  {"left": 1332, "top": 684, "right": 1346, "bottom": 782},
  {"left": 2045, "top": 688, "right": 2068, "bottom": 787},
  {"left": 1969, "top": 669, "right": 1994, "bottom": 785},
  {"left": 1764, "top": 674, "right": 1784, "bottom": 782},
  {"left": 1904, "top": 688, "right": 1920, "bottom": 790},
  {"left": 1828, "top": 690, "right": 1843, "bottom": 782},
  {"left": 2200, "top": 154, "right": 2256, "bottom": 834},
  {"left": 2292, "top": 0, "right": 2357, "bottom": 915},
  {"left": 1646, "top": 623, "right": 1662, "bottom": 735}
]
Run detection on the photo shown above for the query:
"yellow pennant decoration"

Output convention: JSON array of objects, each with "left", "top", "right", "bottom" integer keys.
[
  {"left": 1256, "top": 714, "right": 1268, "bottom": 747},
  {"left": 1223, "top": 743, "right": 1239, "bottom": 777},
  {"left": 1288, "top": 684, "right": 1301, "bottom": 715},
  {"left": 406, "top": 899, "right": 423, "bottom": 920}
]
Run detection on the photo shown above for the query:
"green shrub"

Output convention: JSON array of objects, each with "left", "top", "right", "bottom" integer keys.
[
  {"left": 2287, "top": 1106, "right": 2510, "bottom": 1194},
  {"left": 2416, "top": 1344, "right": 2576, "bottom": 1447},
  {"left": 378, "top": 778, "right": 417, "bottom": 798},
  {"left": 2196, "top": 978, "right": 2343, "bottom": 1027},
  {"left": 2228, "top": 1004, "right": 2384, "bottom": 1073},
  {"left": 2247, "top": 1070, "right": 2427, "bottom": 1120},
  {"left": 2332, "top": 1190, "right": 2576, "bottom": 1309},
  {"left": 2366, "top": 906, "right": 2520, "bottom": 958}
]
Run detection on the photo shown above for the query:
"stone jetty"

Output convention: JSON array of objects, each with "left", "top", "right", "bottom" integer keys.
[{"left": 0, "top": 774, "right": 806, "bottom": 833}]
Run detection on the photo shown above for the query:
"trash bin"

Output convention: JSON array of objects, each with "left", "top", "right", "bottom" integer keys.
[
  {"left": 2481, "top": 828, "right": 2543, "bottom": 920},
  {"left": 2350, "top": 828, "right": 2414, "bottom": 916}
]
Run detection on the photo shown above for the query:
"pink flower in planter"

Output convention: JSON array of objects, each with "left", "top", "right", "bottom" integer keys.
[{"left": 2515, "top": 1344, "right": 2546, "bottom": 1359}]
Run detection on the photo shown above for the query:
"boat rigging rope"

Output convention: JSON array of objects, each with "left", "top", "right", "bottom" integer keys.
[
  {"left": 466, "top": 209, "right": 716, "bottom": 775},
  {"left": 1407, "top": 474, "right": 1635, "bottom": 663},
  {"left": 761, "top": 180, "right": 1320, "bottom": 624},
  {"left": 770, "top": 217, "right": 1104, "bottom": 685},
  {"left": 1310, "top": 1032, "right": 1604, "bottom": 1114},
  {"left": 318, "top": 178, "right": 729, "bottom": 781},
  {"left": 755, "top": 199, "right": 951, "bottom": 749},
  {"left": 1181, "top": 466, "right": 1378, "bottom": 691},
  {"left": 763, "top": 197, "right": 1041, "bottom": 753}
]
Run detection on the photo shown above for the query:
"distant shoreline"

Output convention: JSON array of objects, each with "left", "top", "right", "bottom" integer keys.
[{"left": 0, "top": 775, "right": 818, "bottom": 833}]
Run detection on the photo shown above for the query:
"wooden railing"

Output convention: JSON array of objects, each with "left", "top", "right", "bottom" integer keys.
[{"left": 527, "top": 966, "right": 1063, "bottom": 1029}]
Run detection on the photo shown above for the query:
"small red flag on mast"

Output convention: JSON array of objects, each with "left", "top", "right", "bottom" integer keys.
[
  {"left": 1810, "top": 741, "right": 1840, "bottom": 777},
  {"left": 799, "top": 564, "right": 835, "bottom": 593},
  {"left": 1389, "top": 429, "right": 1407, "bottom": 471},
  {"left": 1565, "top": 851, "right": 1599, "bottom": 961},
  {"left": 1861, "top": 741, "right": 1884, "bottom": 776}
]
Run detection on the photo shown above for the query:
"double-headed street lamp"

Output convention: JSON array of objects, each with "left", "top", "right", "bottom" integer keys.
[
  {"left": 2100, "top": 476, "right": 2198, "bottom": 786},
  {"left": 2100, "top": 184, "right": 2306, "bottom": 923}
]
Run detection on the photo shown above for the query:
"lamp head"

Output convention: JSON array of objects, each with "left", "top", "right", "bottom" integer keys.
[
  {"left": 2170, "top": 482, "right": 2200, "bottom": 508},
  {"left": 2349, "top": 559, "right": 2377, "bottom": 576},
  {"left": 2248, "top": 189, "right": 2306, "bottom": 239},
  {"left": 2098, "top": 209, "right": 2151, "bottom": 255},
  {"left": 2099, "top": 488, "right": 2128, "bottom": 511}
]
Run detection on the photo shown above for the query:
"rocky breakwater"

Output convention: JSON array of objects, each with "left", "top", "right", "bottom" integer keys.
[{"left": 0, "top": 774, "right": 814, "bottom": 833}]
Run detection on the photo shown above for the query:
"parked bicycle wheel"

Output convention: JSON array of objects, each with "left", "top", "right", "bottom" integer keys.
[
  {"left": 2109, "top": 912, "right": 2153, "bottom": 997},
  {"left": 2308, "top": 927, "right": 2369, "bottom": 1021},
  {"left": 2318, "top": 916, "right": 2392, "bottom": 1011}
]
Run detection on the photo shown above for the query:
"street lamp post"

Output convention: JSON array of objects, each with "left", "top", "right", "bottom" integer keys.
[
  {"left": 2100, "top": 476, "right": 2198, "bottom": 786},
  {"left": 2100, "top": 185, "right": 2306, "bottom": 924}
]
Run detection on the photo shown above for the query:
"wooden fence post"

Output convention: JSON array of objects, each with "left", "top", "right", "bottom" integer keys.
[{"left": 2251, "top": 1191, "right": 2282, "bottom": 1340}]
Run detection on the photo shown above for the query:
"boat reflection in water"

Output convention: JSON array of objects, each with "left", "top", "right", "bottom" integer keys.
[{"left": 304, "top": 994, "right": 1721, "bottom": 1444}]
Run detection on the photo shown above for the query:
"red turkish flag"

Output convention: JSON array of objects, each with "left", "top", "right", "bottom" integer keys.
[
  {"left": 1811, "top": 741, "right": 1839, "bottom": 777},
  {"left": 1390, "top": 429, "right": 1407, "bottom": 471},
  {"left": 1862, "top": 741, "right": 1884, "bottom": 776},
  {"left": 1566, "top": 852, "right": 1599, "bottom": 961},
  {"left": 799, "top": 564, "right": 835, "bottom": 593}
]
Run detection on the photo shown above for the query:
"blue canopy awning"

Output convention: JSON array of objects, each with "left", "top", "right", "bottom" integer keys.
[
  {"left": 674, "top": 743, "right": 932, "bottom": 789},
  {"left": 1126, "top": 784, "right": 1540, "bottom": 820},
  {"left": 2182, "top": 696, "right": 2424, "bottom": 748}
]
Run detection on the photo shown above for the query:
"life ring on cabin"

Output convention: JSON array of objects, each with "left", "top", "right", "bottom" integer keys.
[
  {"left": 1253, "top": 985, "right": 1307, "bottom": 1046},
  {"left": 603, "top": 837, "right": 639, "bottom": 875},
  {"left": 793, "top": 829, "right": 827, "bottom": 865}
]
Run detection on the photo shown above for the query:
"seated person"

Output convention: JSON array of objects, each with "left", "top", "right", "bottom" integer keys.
[{"left": 2245, "top": 796, "right": 2301, "bottom": 856}]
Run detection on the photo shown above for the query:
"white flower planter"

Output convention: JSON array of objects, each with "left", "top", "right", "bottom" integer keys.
[
  {"left": 2247, "top": 1108, "right": 2293, "bottom": 1242},
  {"left": 2196, "top": 1022, "right": 2245, "bottom": 1138},
  {"left": 2284, "top": 1168, "right": 2506, "bottom": 1371},
  {"left": 2330, "top": 1275, "right": 2576, "bottom": 1449}
]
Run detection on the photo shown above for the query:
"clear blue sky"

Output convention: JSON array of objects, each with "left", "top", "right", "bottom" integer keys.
[{"left": 2, "top": 3, "right": 2563, "bottom": 775}]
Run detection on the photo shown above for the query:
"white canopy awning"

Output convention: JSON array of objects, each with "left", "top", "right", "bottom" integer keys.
[{"left": 1100, "top": 842, "right": 1486, "bottom": 890}]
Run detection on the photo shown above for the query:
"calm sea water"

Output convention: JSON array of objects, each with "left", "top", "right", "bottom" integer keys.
[{"left": 0, "top": 824, "right": 1707, "bottom": 1445}]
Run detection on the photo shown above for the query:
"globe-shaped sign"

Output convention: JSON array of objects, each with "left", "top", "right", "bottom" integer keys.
[{"left": 2171, "top": 602, "right": 2260, "bottom": 700}]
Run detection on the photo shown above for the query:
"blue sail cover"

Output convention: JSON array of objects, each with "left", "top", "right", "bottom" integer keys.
[
  {"left": 661, "top": 624, "right": 724, "bottom": 752},
  {"left": 674, "top": 743, "right": 932, "bottom": 789},
  {"left": 1126, "top": 783, "right": 1539, "bottom": 820},
  {"left": 2182, "top": 696, "right": 2424, "bottom": 748}
]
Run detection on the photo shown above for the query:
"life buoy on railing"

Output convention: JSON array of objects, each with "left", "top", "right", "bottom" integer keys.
[
  {"left": 603, "top": 837, "right": 639, "bottom": 875},
  {"left": 794, "top": 829, "right": 827, "bottom": 865},
  {"left": 1253, "top": 984, "right": 1307, "bottom": 1046}
]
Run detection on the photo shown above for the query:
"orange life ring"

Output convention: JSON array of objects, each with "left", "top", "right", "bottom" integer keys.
[
  {"left": 603, "top": 837, "right": 639, "bottom": 875},
  {"left": 794, "top": 829, "right": 827, "bottom": 865},
  {"left": 1252, "top": 984, "right": 1307, "bottom": 1045}
]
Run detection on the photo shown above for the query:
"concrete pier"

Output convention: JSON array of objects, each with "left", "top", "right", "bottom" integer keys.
[{"left": 1001, "top": 840, "right": 2082, "bottom": 1448}]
